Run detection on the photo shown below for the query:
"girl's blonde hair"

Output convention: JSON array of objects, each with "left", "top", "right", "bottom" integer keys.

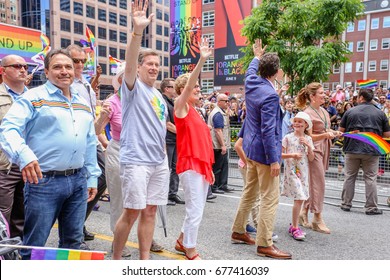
[{"left": 295, "top": 82, "right": 323, "bottom": 110}]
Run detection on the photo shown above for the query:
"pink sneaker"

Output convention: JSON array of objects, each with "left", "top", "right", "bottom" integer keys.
[{"left": 288, "top": 224, "right": 306, "bottom": 241}]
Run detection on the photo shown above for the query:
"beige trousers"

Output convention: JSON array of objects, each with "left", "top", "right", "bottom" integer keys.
[{"left": 232, "top": 159, "right": 280, "bottom": 247}]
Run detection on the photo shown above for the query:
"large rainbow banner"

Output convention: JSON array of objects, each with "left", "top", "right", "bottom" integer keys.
[
  {"left": 0, "top": 23, "right": 43, "bottom": 64},
  {"left": 214, "top": 0, "right": 252, "bottom": 86},
  {"left": 170, "top": 0, "right": 202, "bottom": 78}
]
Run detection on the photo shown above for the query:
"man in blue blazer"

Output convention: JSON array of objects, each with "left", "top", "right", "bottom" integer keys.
[{"left": 231, "top": 39, "right": 291, "bottom": 259}]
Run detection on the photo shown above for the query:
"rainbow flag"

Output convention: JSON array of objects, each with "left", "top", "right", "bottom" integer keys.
[
  {"left": 40, "top": 33, "right": 50, "bottom": 49},
  {"left": 80, "top": 26, "right": 97, "bottom": 77},
  {"left": 86, "top": 26, "right": 96, "bottom": 51},
  {"left": 343, "top": 132, "right": 390, "bottom": 155},
  {"left": 31, "top": 248, "right": 105, "bottom": 260},
  {"left": 31, "top": 33, "right": 52, "bottom": 71},
  {"left": 357, "top": 79, "right": 378, "bottom": 88},
  {"left": 109, "top": 55, "right": 122, "bottom": 74}
]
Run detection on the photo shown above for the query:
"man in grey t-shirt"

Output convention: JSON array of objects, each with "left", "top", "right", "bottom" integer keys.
[{"left": 112, "top": 0, "right": 169, "bottom": 260}]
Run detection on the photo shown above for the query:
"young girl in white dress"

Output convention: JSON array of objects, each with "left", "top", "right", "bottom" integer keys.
[{"left": 282, "top": 112, "right": 315, "bottom": 241}]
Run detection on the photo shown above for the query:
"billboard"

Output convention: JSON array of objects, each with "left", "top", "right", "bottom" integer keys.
[
  {"left": 170, "top": 0, "right": 202, "bottom": 78},
  {"left": 0, "top": 23, "right": 43, "bottom": 65},
  {"left": 214, "top": 0, "right": 252, "bottom": 86}
]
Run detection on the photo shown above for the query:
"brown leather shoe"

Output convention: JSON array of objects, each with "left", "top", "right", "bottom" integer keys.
[
  {"left": 231, "top": 232, "right": 255, "bottom": 245},
  {"left": 257, "top": 245, "right": 292, "bottom": 259}
]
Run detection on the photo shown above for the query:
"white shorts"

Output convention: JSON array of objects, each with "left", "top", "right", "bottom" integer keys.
[{"left": 120, "top": 157, "right": 169, "bottom": 209}]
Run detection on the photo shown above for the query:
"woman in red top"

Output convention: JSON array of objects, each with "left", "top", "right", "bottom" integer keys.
[{"left": 173, "top": 39, "right": 214, "bottom": 260}]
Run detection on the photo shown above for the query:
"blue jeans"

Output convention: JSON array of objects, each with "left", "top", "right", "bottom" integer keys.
[{"left": 21, "top": 171, "right": 88, "bottom": 260}]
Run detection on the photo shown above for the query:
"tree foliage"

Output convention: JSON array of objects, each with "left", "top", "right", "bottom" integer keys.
[{"left": 241, "top": 0, "right": 364, "bottom": 94}]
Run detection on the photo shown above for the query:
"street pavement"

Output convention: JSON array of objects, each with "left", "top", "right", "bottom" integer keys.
[{"left": 46, "top": 171, "right": 390, "bottom": 260}]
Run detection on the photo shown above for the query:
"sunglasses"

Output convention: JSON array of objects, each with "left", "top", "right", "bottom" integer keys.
[
  {"left": 220, "top": 100, "right": 229, "bottom": 103},
  {"left": 165, "top": 86, "right": 174, "bottom": 88},
  {"left": 3, "top": 64, "right": 28, "bottom": 70},
  {"left": 72, "top": 58, "right": 87, "bottom": 64}
]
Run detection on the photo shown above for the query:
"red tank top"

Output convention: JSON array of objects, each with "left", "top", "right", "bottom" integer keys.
[{"left": 174, "top": 106, "right": 214, "bottom": 183}]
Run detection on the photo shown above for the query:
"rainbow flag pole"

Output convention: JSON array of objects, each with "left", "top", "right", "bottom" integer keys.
[{"left": 0, "top": 243, "right": 106, "bottom": 260}]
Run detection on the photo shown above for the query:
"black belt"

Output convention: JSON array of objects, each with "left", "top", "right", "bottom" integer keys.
[{"left": 42, "top": 168, "right": 81, "bottom": 177}]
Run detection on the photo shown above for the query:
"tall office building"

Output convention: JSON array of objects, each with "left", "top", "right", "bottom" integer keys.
[
  {"left": 18, "top": 0, "right": 171, "bottom": 96},
  {"left": 0, "top": 0, "right": 19, "bottom": 25}
]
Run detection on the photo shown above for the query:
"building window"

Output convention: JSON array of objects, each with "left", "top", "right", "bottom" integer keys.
[
  {"left": 109, "top": 0, "right": 117, "bottom": 6},
  {"left": 74, "top": 2, "right": 83, "bottom": 16},
  {"left": 156, "top": 40, "right": 162, "bottom": 50},
  {"left": 380, "top": 60, "right": 389, "bottom": 71},
  {"left": 156, "top": 25, "right": 162, "bottom": 35},
  {"left": 60, "top": 0, "right": 70, "bottom": 12},
  {"left": 120, "top": 32, "right": 127, "bottom": 44},
  {"left": 202, "top": 34, "right": 215, "bottom": 48},
  {"left": 98, "top": 0, "right": 106, "bottom": 3},
  {"left": 74, "top": 21, "right": 83, "bottom": 35},
  {"left": 98, "top": 45, "right": 107, "bottom": 57},
  {"left": 86, "top": 5, "right": 95, "bottom": 19},
  {"left": 164, "top": 13, "right": 169, "bottom": 22},
  {"left": 0, "top": 13, "right": 5, "bottom": 20},
  {"left": 201, "top": 79, "right": 214, "bottom": 94},
  {"left": 119, "top": 15, "right": 127, "bottom": 26},
  {"left": 333, "top": 65, "right": 340, "bottom": 74},
  {"left": 203, "top": 11, "right": 215, "bottom": 27},
  {"left": 73, "top": 40, "right": 83, "bottom": 47},
  {"left": 382, "top": 38, "right": 390, "bottom": 49},
  {"left": 202, "top": 57, "right": 214, "bottom": 72},
  {"left": 347, "top": 42, "right": 353, "bottom": 52},
  {"left": 119, "top": 0, "right": 127, "bottom": 9},
  {"left": 164, "top": 42, "right": 169, "bottom": 52},
  {"left": 164, "top": 27, "right": 169, "bottom": 36},
  {"left": 368, "top": 61, "right": 376, "bottom": 72},
  {"left": 356, "top": 41, "right": 364, "bottom": 52},
  {"left": 356, "top": 62, "right": 363, "bottom": 72},
  {"left": 120, "top": 49, "right": 126, "bottom": 60},
  {"left": 109, "top": 30, "right": 117, "bottom": 41},
  {"left": 346, "top": 22, "right": 354, "bottom": 32},
  {"left": 98, "top": 9, "right": 106, "bottom": 21},
  {"left": 109, "top": 47, "right": 117, "bottom": 58},
  {"left": 371, "top": 18, "right": 379, "bottom": 29},
  {"left": 323, "top": 83, "right": 329, "bottom": 90},
  {"left": 357, "top": 20, "right": 366, "bottom": 31},
  {"left": 164, "top": 57, "right": 169, "bottom": 66},
  {"left": 60, "top": 18, "right": 71, "bottom": 32},
  {"left": 109, "top": 12, "right": 117, "bottom": 24},
  {"left": 156, "top": 9, "right": 163, "bottom": 20},
  {"left": 203, "top": 0, "right": 215, "bottom": 3},
  {"left": 383, "top": 16, "right": 390, "bottom": 28},
  {"left": 100, "top": 63, "right": 107, "bottom": 75},
  {"left": 344, "top": 62, "right": 352, "bottom": 73},
  {"left": 370, "top": 39, "right": 378, "bottom": 51},
  {"left": 98, "top": 27, "right": 106, "bottom": 39},
  {"left": 61, "top": 38, "right": 71, "bottom": 48},
  {"left": 380, "top": 81, "right": 388, "bottom": 89},
  {"left": 332, "top": 82, "right": 340, "bottom": 90}
]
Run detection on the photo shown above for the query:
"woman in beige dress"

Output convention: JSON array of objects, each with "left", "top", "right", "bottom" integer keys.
[{"left": 295, "top": 82, "right": 342, "bottom": 234}]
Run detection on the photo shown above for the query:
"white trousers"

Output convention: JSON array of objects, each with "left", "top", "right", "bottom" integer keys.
[
  {"left": 105, "top": 139, "right": 122, "bottom": 232},
  {"left": 179, "top": 170, "right": 209, "bottom": 248}
]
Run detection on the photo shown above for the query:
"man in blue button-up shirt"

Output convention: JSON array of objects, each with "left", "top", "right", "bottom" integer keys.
[
  {"left": 0, "top": 49, "right": 101, "bottom": 259},
  {"left": 231, "top": 39, "right": 291, "bottom": 260}
]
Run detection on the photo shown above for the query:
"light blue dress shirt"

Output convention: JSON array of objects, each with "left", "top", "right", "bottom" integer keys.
[{"left": 0, "top": 81, "right": 101, "bottom": 188}]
